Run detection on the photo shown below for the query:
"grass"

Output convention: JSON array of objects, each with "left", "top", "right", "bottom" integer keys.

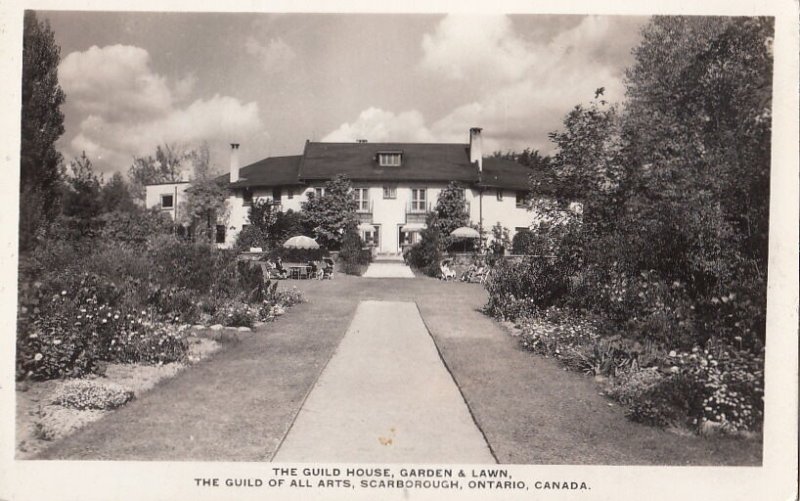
[{"left": 29, "top": 274, "right": 762, "bottom": 464}]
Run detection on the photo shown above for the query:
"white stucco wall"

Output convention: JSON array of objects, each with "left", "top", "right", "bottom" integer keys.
[
  {"left": 469, "top": 187, "right": 538, "bottom": 244},
  {"left": 144, "top": 183, "right": 190, "bottom": 221},
  {"left": 221, "top": 183, "right": 541, "bottom": 252}
]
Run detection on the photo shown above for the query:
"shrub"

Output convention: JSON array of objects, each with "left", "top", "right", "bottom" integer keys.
[
  {"left": 267, "top": 247, "right": 328, "bottom": 263},
  {"left": 99, "top": 208, "right": 174, "bottom": 246},
  {"left": 234, "top": 224, "right": 269, "bottom": 251},
  {"left": 237, "top": 260, "right": 267, "bottom": 303},
  {"left": 511, "top": 229, "right": 538, "bottom": 254},
  {"left": 339, "top": 230, "right": 371, "bottom": 275},
  {"left": 269, "top": 285, "right": 304, "bottom": 308},
  {"left": 50, "top": 379, "right": 135, "bottom": 410},
  {"left": 212, "top": 300, "right": 259, "bottom": 328},
  {"left": 406, "top": 228, "right": 443, "bottom": 277},
  {"left": 484, "top": 256, "right": 568, "bottom": 320}
]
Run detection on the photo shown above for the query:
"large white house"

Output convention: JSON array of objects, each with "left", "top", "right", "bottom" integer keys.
[{"left": 146, "top": 128, "right": 545, "bottom": 254}]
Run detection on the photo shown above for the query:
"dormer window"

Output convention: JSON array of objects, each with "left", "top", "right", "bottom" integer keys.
[{"left": 378, "top": 152, "right": 402, "bottom": 167}]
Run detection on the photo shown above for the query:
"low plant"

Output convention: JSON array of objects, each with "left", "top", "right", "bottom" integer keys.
[{"left": 50, "top": 379, "right": 135, "bottom": 410}]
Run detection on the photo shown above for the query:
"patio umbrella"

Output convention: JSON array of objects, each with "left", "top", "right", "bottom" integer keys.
[
  {"left": 450, "top": 226, "right": 480, "bottom": 239},
  {"left": 283, "top": 235, "right": 320, "bottom": 249},
  {"left": 450, "top": 226, "right": 480, "bottom": 252}
]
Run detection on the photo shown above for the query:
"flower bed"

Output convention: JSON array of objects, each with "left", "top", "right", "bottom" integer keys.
[{"left": 512, "top": 309, "right": 763, "bottom": 436}]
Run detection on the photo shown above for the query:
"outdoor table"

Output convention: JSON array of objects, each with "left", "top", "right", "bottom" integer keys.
[{"left": 288, "top": 265, "right": 310, "bottom": 279}]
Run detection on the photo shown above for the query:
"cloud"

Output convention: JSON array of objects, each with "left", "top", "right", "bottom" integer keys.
[
  {"left": 325, "top": 15, "right": 644, "bottom": 154},
  {"left": 59, "top": 45, "right": 263, "bottom": 172},
  {"left": 245, "top": 37, "right": 297, "bottom": 74},
  {"left": 322, "top": 107, "right": 435, "bottom": 143}
]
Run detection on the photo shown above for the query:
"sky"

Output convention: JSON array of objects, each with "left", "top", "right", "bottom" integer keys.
[{"left": 40, "top": 11, "right": 648, "bottom": 176}]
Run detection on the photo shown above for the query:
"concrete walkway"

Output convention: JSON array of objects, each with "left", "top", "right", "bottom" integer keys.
[
  {"left": 362, "top": 262, "right": 415, "bottom": 278},
  {"left": 273, "top": 300, "right": 495, "bottom": 463}
]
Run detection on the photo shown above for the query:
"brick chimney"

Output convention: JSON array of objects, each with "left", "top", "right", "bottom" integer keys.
[
  {"left": 230, "top": 143, "right": 240, "bottom": 183},
  {"left": 469, "top": 127, "right": 483, "bottom": 172}
]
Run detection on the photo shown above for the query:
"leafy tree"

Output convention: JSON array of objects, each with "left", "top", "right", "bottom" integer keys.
[
  {"left": 491, "top": 148, "right": 551, "bottom": 171},
  {"left": 19, "top": 11, "right": 66, "bottom": 252},
  {"left": 100, "top": 172, "right": 136, "bottom": 213},
  {"left": 61, "top": 151, "right": 102, "bottom": 220},
  {"left": 128, "top": 144, "right": 187, "bottom": 201},
  {"left": 489, "top": 222, "right": 511, "bottom": 256},
  {"left": 430, "top": 181, "right": 470, "bottom": 249},
  {"left": 300, "top": 174, "right": 359, "bottom": 249},
  {"left": 179, "top": 147, "right": 228, "bottom": 243},
  {"left": 234, "top": 197, "right": 277, "bottom": 250},
  {"left": 547, "top": 97, "right": 628, "bottom": 238}
]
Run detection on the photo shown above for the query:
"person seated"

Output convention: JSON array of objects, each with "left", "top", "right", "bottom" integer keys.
[
  {"left": 271, "top": 257, "right": 288, "bottom": 279},
  {"left": 322, "top": 258, "right": 335, "bottom": 279},
  {"left": 440, "top": 260, "right": 456, "bottom": 281},
  {"left": 307, "top": 260, "right": 324, "bottom": 280},
  {"left": 461, "top": 263, "right": 478, "bottom": 282}
]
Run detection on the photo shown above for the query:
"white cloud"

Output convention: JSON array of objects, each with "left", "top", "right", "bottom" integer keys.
[
  {"left": 322, "top": 107, "right": 436, "bottom": 143},
  {"left": 59, "top": 45, "right": 263, "bottom": 172},
  {"left": 420, "top": 15, "right": 533, "bottom": 87},
  {"left": 245, "top": 37, "right": 297, "bottom": 74},
  {"left": 326, "top": 15, "right": 644, "bottom": 153}
]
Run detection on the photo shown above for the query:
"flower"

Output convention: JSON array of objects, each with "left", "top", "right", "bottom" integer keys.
[{"left": 34, "top": 353, "right": 43, "bottom": 361}]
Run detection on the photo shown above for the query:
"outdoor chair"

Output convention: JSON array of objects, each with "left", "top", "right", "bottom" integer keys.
[
  {"left": 322, "top": 258, "right": 335, "bottom": 280},
  {"left": 439, "top": 261, "right": 457, "bottom": 281}
]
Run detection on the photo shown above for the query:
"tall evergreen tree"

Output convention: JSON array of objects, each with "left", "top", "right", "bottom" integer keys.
[{"left": 19, "top": 11, "right": 66, "bottom": 251}]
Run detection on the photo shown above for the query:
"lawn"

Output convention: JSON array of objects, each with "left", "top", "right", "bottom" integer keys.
[{"left": 30, "top": 273, "right": 762, "bottom": 464}]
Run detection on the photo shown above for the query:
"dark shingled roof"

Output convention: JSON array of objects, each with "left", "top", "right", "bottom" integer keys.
[
  {"left": 479, "top": 157, "right": 534, "bottom": 190},
  {"left": 298, "top": 142, "right": 479, "bottom": 183},
  {"left": 220, "top": 141, "right": 547, "bottom": 192},
  {"left": 220, "top": 155, "right": 304, "bottom": 189}
]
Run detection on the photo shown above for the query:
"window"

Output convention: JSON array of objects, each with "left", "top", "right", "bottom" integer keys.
[
  {"left": 355, "top": 188, "right": 370, "bottom": 212},
  {"left": 411, "top": 188, "right": 427, "bottom": 212},
  {"left": 516, "top": 191, "right": 529, "bottom": 208},
  {"left": 383, "top": 186, "right": 397, "bottom": 199},
  {"left": 242, "top": 189, "right": 253, "bottom": 206},
  {"left": 287, "top": 188, "right": 294, "bottom": 199},
  {"left": 272, "top": 187, "right": 282, "bottom": 201},
  {"left": 160, "top": 194, "right": 174, "bottom": 209},
  {"left": 363, "top": 227, "right": 380, "bottom": 246},
  {"left": 313, "top": 187, "right": 325, "bottom": 198},
  {"left": 378, "top": 152, "right": 402, "bottom": 167},
  {"left": 496, "top": 189, "right": 504, "bottom": 201},
  {"left": 215, "top": 225, "right": 226, "bottom": 244}
]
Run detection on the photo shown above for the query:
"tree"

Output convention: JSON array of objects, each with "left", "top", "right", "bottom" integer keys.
[
  {"left": 430, "top": 181, "right": 470, "bottom": 249},
  {"left": 300, "top": 175, "right": 359, "bottom": 249},
  {"left": 61, "top": 151, "right": 102, "bottom": 221},
  {"left": 99, "top": 172, "right": 136, "bottom": 214},
  {"left": 128, "top": 144, "right": 187, "bottom": 201},
  {"left": 179, "top": 148, "right": 228, "bottom": 243},
  {"left": 19, "top": 11, "right": 66, "bottom": 251}
]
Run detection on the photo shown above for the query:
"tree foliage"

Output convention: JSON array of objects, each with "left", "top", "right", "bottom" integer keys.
[
  {"left": 128, "top": 144, "right": 187, "bottom": 201},
  {"left": 19, "top": 11, "right": 66, "bottom": 251},
  {"left": 429, "top": 181, "right": 470, "bottom": 249},
  {"left": 62, "top": 152, "right": 102, "bottom": 221},
  {"left": 529, "top": 16, "right": 773, "bottom": 350},
  {"left": 300, "top": 175, "right": 359, "bottom": 249},
  {"left": 179, "top": 149, "right": 228, "bottom": 243},
  {"left": 99, "top": 172, "right": 136, "bottom": 214}
]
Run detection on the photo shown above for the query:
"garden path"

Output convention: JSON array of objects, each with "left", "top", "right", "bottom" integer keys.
[
  {"left": 361, "top": 261, "right": 415, "bottom": 278},
  {"left": 35, "top": 275, "right": 760, "bottom": 465},
  {"left": 272, "top": 300, "right": 494, "bottom": 463}
]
